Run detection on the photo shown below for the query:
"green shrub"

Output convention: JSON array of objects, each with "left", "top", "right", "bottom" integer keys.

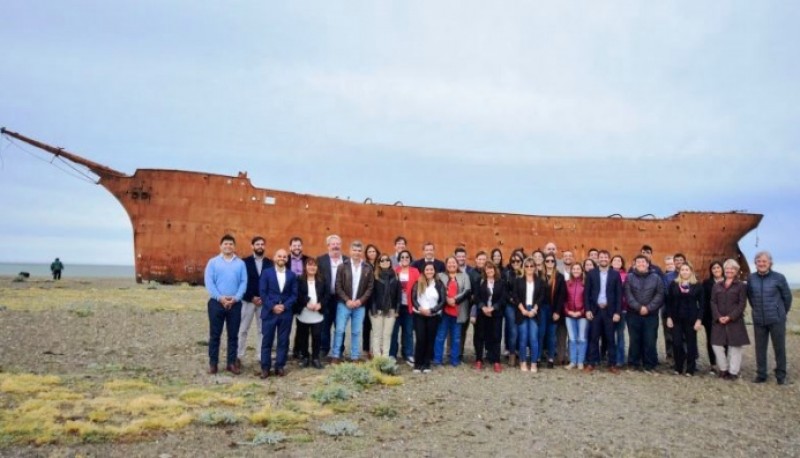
[
  {"left": 310, "top": 385, "right": 351, "bottom": 405},
  {"left": 196, "top": 410, "right": 239, "bottom": 426},
  {"left": 319, "top": 420, "right": 362, "bottom": 437},
  {"left": 328, "top": 363, "right": 376, "bottom": 388}
]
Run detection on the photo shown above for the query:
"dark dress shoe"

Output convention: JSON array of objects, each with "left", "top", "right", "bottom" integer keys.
[
  {"left": 777, "top": 378, "right": 786, "bottom": 385},
  {"left": 311, "top": 359, "right": 323, "bottom": 369},
  {"left": 259, "top": 369, "right": 270, "bottom": 379},
  {"left": 276, "top": 368, "right": 286, "bottom": 377},
  {"left": 235, "top": 358, "right": 242, "bottom": 368},
  {"left": 547, "top": 361, "right": 554, "bottom": 369},
  {"left": 208, "top": 365, "right": 218, "bottom": 375},
  {"left": 753, "top": 376, "right": 767, "bottom": 384},
  {"left": 299, "top": 358, "right": 310, "bottom": 368},
  {"left": 226, "top": 364, "right": 241, "bottom": 375}
]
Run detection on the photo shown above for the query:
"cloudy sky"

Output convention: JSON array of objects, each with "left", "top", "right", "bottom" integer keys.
[{"left": 1, "top": 1, "right": 798, "bottom": 282}]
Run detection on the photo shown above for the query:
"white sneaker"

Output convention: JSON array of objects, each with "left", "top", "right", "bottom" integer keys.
[
  {"left": 577, "top": 364, "right": 584, "bottom": 370},
  {"left": 531, "top": 363, "right": 538, "bottom": 373},
  {"left": 422, "top": 368, "right": 431, "bottom": 374},
  {"left": 565, "top": 364, "right": 576, "bottom": 370},
  {"left": 406, "top": 360, "right": 415, "bottom": 367},
  {"left": 412, "top": 369, "right": 421, "bottom": 374}
]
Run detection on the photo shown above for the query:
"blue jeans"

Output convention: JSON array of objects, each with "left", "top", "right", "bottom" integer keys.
[
  {"left": 332, "top": 303, "right": 366, "bottom": 360},
  {"left": 207, "top": 299, "right": 241, "bottom": 367},
  {"left": 517, "top": 317, "right": 539, "bottom": 364},
  {"left": 536, "top": 304, "right": 557, "bottom": 361},
  {"left": 627, "top": 313, "right": 659, "bottom": 370},
  {"left": 615, "top": 313, "right": 627, "bottom": 366},
  {"left": 504, "top": 305, "right": 518, "bottom": 354},
  {"left": 566, "top": 317, "right": 588, "bottom": 365},
  {"left": 390, "top": 306, "right": 414, "bottom": 359},
  {"left": 434, "top": 314, "right": 461, "bottom": 366}
]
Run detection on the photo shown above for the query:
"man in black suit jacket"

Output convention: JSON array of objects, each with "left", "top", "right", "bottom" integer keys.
[
  {"left": 584, "top": 250, "right": 622, "bottom": 372},
  {"left": 238, "top": 236, "right": 274, "bottom": 368},
  {"left": 316, "top": 234, "right": 348, "bottom": 356},
  {"left": 411, "top": 241, "right": 445, "bottom": 273}
]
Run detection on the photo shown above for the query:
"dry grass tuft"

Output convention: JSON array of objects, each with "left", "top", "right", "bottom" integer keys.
[
  {"left": 0, "top": 373, "right": 62, "bottom": 394},
  {"left": 374, "top": 373, "right": 404, "bottom": 386},
  {"left": 103, "top": 379, "right": 156, "bottom": 392},
  {"left": 178, "top": 388, "right": 244, "bottom": 407},
  {"left": 248, "top": 405, "right": 308, "bottom": 429}
]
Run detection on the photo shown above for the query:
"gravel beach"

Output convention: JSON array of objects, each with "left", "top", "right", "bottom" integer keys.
[{"left": 1, "top": 277, "right": 798, "bottom": 457}]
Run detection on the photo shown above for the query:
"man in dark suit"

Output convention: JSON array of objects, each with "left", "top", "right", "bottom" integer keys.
[
  {"left": 238, "top": 236, "right": 274, "bottom": 368},
  {"left": 316, "top": 234, "right": 348, "bottom": 356},
  {"left": 584, "top": 250, "right": 623, "bottom": 373},
  {"left": 331, "top": 240, "right": 374, "bottom": 363},
  {"left": 411, "top": 241, "right": 445, "bottom": 273},
  {"left": 259, "top": 249, "right": 298, "bottom": 377}
]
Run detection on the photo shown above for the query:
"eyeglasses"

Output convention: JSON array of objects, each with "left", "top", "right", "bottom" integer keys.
[
  {"left": 400, "top": 255, "right": 410, "bottom": 259},
  {"left": 379, "top": 258, "right": 391, "bottom": 263},
  {"left": 524, "top": 265, "right": 535, "bottom": 268},
  {"left": 545, "top": 260, "right": 555, "bottom": 264},
  {"left": 511, "top": 260, "right": 521, "bottom": 264}
]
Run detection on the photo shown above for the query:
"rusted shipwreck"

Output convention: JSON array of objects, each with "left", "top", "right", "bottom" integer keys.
[{"left": 2, "top": 128, "right": 762, "bottom": 284}]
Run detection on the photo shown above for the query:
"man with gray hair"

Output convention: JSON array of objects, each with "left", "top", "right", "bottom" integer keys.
[
  {"left": 747, "top": 251, "right": 792, "bottom": 385},
  {"left": 331, "top": 240, "right": 374, "bottom": 363}
]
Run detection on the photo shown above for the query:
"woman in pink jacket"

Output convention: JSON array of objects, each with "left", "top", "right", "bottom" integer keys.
[{"left": 564, "top": 263, "right": 588, "bottom": 370}]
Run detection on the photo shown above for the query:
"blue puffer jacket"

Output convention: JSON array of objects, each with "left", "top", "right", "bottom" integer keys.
[{"left": 747, "top": 270, "right": 792, "bottom": 326}]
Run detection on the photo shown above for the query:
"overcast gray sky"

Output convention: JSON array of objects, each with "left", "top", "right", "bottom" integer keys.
[{"left": 1, "top": 1, "right": 798, "bottom": 282}]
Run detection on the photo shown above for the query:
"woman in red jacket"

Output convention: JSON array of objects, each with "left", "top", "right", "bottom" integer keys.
[
  {"left": 564, "top": 263, "right": 588, "bottom": 370},
  {"left": 391, "top": 250, "right": 419, "bottom": 364}
]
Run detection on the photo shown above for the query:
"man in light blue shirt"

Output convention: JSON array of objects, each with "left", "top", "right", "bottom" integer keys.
[{"left": 204, "top": 234, "right": 248, "bottom": 375}]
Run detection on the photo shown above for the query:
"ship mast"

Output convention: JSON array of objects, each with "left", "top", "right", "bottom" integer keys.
[{"left": 1, "top": 127, "right": 127, "bottom": 179}]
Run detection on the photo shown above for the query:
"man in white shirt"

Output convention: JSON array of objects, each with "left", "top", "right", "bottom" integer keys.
[{"left": 331, "top": 241, "right": 374, "bottom": 363}]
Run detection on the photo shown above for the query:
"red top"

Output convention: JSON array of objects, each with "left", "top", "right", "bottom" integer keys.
[
  {"left": 444, "top": 277, "right": 459, "bottom": 317},
  {"left": 564, "top": 278, "right": 586, "bottom": 317}
]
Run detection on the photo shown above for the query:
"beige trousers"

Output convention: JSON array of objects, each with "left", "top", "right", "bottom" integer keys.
[
  {"left": 370, "top": 313, "right": 397, "bottom": 357},
  {"left": 713, "top": 345, "right": 744, "bottom": 375}
]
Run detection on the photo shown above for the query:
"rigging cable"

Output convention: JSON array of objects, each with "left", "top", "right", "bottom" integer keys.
[{"left": 2, "top": 135, "right": 97, "bottom": 184}]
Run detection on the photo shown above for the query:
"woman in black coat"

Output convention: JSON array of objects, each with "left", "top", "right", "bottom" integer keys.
[
  {"left": 294, "top": 258, "right": 330, "bottom": 369},
  {"left": 472, "top": 261, "right": 507, "bottom": 372},
  {"left": 701, "top": 261, "right": 724, "bottom": 373},
  {"left": 666, "top": 263, "right": 704, "bottom": 376}
]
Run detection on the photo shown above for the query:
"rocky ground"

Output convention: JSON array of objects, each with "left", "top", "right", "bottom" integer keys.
[{"left": 1, "top": 277, "right": 798, "bottom": 457}]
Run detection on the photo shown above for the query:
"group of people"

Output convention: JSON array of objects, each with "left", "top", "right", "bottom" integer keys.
[{"left": 203, "top": 235, "right": 792, "bottom": 384}]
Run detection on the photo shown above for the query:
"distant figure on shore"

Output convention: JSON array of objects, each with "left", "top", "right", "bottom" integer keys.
[{"left": 50, "top": 258, "right": 64, "bottom": 280}]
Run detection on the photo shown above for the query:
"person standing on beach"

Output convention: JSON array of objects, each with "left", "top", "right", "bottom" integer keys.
[
  {"left": 50, "top": 258, "right": 64, "bottom": 280},
  {"left": 390, "top": 236, "right": 408, "bottom": 268},
  {"left": 665, "top": 263, "right": 704, "bottom": 376},
  {"left": 238, "top": 236, "right": 274, "bottom": 369},
  {"left": 317, "top": 235, "right": 348, "bottom": 357},
  {"left": 331, "top": 240, "right": 374, "bottom": 363},
  {"left": 412, "top": 242, "right": 446, "bottom": 274},
  {"left": 204, "top": 234, "right": 248, "bottom": 375},
  {"left": 584, "top": 250, "right": 622, "bottom": 373},
  {"left": 625, "top": 255, "right": 665, "bottom": 373},
  {"left": 259, "top": 249, "right": 298, "bottom": 378},
  {"left": 287, "top": 236, "right": 310, "bottom": 360},
  {"left": 747, "top": 251, "right": 793, "bottom": 385},
  {"left": 710, "top": 259, "right": 749, "bottom": 381}
]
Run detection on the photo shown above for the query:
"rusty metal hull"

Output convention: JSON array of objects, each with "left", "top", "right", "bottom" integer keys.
[
  {"left": 1, "top": 129, "right": 762, "bottom": 283},
  {"left": 99, "top": 169, "right": 761, "bottom": 283}
]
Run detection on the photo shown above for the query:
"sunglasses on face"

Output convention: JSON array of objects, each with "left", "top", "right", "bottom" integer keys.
[
  {"left": 524, "top": 265, "right": 535, "bottom": 268},
  {"left": 545, "top": 260, "right": 555, "bottom": 264},
  {"left": 511, "top": 260, "right": 521, "bottom": 264},
  {"left": 379, "top": 258, "right": 391, "bottom": 263},
  {"left": 400, "top": 255, "right": 410, "bottom": 259}
]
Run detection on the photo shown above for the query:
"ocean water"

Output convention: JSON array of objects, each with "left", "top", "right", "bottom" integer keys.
[{"left": 0, "top": 262, "right": 134, "bottom": 279}]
